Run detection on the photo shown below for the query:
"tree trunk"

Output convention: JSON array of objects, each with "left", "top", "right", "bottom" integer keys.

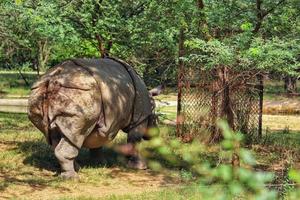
[
  {"left": 176, "top": 28, "right": 185, "bottom": 138},
  {"left": 95, "top": 34, "right": 113, "bottom": 58},
  {"left": 209, "top": 67, "right": 235, "bottom": 143},
  {"left": 221, "top": 67, "right": 234, "bottom": 129},
  {"left": 258, "top": 75, "right": 264, "bottom": 138},
  {"left": 38, "top": 40, "right": 51, "bottom": 72},
  {"left": 96, "top": 34, "right": 106, "bottom": 58},
  {"left": 196, "top": 0, "right": 212, "bottom": 41},
  {"left": 209, "top": 74, "right": 220, "bottom": 143},
  {"left": 284, "top": 76, "right": 297, "bottom": 94}
]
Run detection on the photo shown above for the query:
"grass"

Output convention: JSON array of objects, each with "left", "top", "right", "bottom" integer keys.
[
  {"left": 0, "top": 72, "right": 38, "bottom": 98},
  {"left": 58, "top": 185, "right": 204, "bottom": 200},
  {"left": 1, "top": 75, "right": 300, "bottom": 198},
  {"left": 1, "top": 112, "right": 300, "bottom": 199},
  {"left": 262, "top": 130, "right": 300, "bottom": 150},
  {"left": 0, "top": 112, "right": 186, "bottom": 200},
  {"left": 154, "top": 93, "right": 177, "bottom": 101},
  {"left": 158, "top": 104, "right": 300, "bottom": 132},
  {"left": 263, "top": 115, "right": 300, "bottom": 131},
  {"left": 157, "top": 105, "right": 177, "bottom": 120}
]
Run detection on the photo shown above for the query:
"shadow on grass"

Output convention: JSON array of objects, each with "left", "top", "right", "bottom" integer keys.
[
  {"left": 0, "top": 138, "right": 132, "bottom": 194},
  {"left": 0, "top": 140, "right": 64, "bottom": 192},
  {"left": 0, "top": 140, "right": 131, "bottom": 192},
  {"left": 18, "top": 140, "right": 60, "bottom": 172},
  {"left": 16, "top": 140, "right": 128, "bottom": 173},
  {"left": 0, "top": 171, "right": 71, "bottom": 193},
  {"left": 14, "top": 139, "right": 183, "bottom": 183}
]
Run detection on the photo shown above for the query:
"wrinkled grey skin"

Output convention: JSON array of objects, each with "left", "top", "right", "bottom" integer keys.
[{"left": 28, "top": 58, "right": 158, "bottom": 179}]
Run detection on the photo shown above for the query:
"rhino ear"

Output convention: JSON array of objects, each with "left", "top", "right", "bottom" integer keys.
[{"left": 149, "top": 85, "right": 165, "bottom": 97}]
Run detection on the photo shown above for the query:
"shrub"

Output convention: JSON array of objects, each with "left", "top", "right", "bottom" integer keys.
[{"left": 139, "top": 121, "right": 278, "bottom": 199}]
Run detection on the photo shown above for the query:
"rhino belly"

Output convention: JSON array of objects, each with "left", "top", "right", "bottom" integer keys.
[{"left": 83, "top": 129, "right": 110, "bottom": 149}]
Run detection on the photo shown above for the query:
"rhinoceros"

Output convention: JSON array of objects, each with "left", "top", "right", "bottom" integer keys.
[{"left": 28, "top": 57, "right": 159, "bottom": 179}]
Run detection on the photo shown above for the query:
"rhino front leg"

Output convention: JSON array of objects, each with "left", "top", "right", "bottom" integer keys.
[
  {"left": 54, "top": 137, "right": 80, "bottom": 179},
  {"left": 126, "top": 120, "right": 148, "bottom": 170}
]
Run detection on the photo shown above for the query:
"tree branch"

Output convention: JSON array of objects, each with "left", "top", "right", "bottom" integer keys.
[
  {"left": 253, "top": 0, "right": 286, "bottom": 33},
  {"left": 197, "top": 0, "right": 212, "bottom": 41},
  {"left": 123, "top": 2, "right": 148, "bottom": 19},
  {"left": 253, "top": 0, "right": 263, "bottom": 33},
  {"left": 262, "top": 0, "right": 286, "bottom": 17}
]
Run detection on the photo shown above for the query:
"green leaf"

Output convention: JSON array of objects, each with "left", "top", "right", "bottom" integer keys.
[
  {"left": 239, "top": 149, "right": 256, "bottom": 165},
  {"left": 289, "top": 169, "right": 300, "bottom": 183},
  {"left": 15, "top": 0, "right": 22, "bottom": 5},
  {"left": 241, "top": 22, "right": 253, "bottom": 31}
]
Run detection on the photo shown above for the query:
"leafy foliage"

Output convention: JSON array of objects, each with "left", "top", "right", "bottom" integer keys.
[
  {"left": 0, "top": 0, "right": 299, "bottom": 86},
  {"left": 139, "top": 121, "right": 278, "bottom": 199}
]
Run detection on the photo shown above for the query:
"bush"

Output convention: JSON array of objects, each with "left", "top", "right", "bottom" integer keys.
[{"left": 139, "top": 121, "right": 279, "bottom": 199}]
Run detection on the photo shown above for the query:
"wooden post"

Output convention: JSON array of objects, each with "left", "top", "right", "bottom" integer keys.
[
  {"left": 209, "top": 69, "right": 219, "bottom": 143},
  {"left": 258, "top": 74, "right": 264, "bottom": 138}
]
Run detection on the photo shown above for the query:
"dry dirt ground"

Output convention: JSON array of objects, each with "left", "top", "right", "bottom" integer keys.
[{"left": 0, "top": 135, "right": 183, "bottom": 200}]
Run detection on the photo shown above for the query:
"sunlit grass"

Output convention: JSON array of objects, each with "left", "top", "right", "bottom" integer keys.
[
  {"left": 1, "top": 112, "right": 300, "bottom": 199},
  {"left": 58, "top": 184, "right": 204, "bottom": 200},
  {"left": 157, "top": 105, "right": 177, "bottom": 120},
  {"left": 1, "top": 87, "right": 30, "bottom": 97},
  {"left": 263, "top": 115, "right": 300, "bottom": 131},
  {"left": 154, "top": 93, "right": 177, "bottom": 101},
  {"left": 157, "top": 103, "right": 300, "bottom": 132}
]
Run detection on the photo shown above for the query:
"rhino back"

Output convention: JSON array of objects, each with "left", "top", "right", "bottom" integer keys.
[{"left": 72, "top": 58, "right": 139, "bottom": 138}]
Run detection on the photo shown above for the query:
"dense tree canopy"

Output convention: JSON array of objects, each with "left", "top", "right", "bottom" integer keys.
[{"left": 0, "top": 0, "right": 299, "bottom": 86}]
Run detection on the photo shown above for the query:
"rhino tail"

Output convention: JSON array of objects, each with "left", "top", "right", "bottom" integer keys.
[{"left": 28, "top": 79, "right": 51, "bottom": 143}]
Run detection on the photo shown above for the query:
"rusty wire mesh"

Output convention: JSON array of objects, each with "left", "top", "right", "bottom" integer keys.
[{"left": 177, "top": 66, "right": 263, "bottom": 143}]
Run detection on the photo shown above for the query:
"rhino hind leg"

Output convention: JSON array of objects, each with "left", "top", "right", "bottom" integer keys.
[
  {"left": 89, "top": 147, "right": 106, "bottom": 164},
  {"left": 54, "top": 137, "right": 80, "bottom": 179},
  {"left": 126, "top": 120, "right": 149, "bottom": 170},
  {"left": 89, "top": 147, "right": 103, "bottom": 158}
]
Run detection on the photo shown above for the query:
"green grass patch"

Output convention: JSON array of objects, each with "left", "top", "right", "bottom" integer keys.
[
  {"left": 0, "top": 112, "right": 183, "bottom": 199},
  {"left": 58, "top": 184, "right": 204, "bottom": 200},
  {"left": 0, "top": 112, "right": 300, "bottom": 199},
  {"left": 157, "top": 105, "right": 177, "bottom": 120},
  {"left": 0, "top": 112, "right": 33, "bottom": 130},
  {"left": 262, "top": 130, "right": 300, "bottom": 150},
  {"left": 154, "top": 93, "right": 177, "bottom": 101},
  {"left": 0, "top": 72, "right": 38, "bottom": 97}
]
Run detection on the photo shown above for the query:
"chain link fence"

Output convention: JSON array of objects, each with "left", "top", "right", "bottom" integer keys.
[{"left": 177, "top": 66, "right": 263, "bottom": 143}]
